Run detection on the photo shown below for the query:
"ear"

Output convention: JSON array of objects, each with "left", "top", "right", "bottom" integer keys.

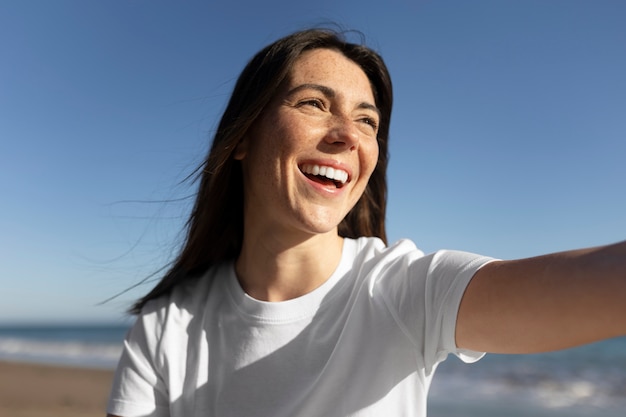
[{"left": 232, "top": 138, "right": 248, "bottom": 160}]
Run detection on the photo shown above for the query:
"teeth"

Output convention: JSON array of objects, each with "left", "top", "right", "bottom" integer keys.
[{"left": 301, "top": 164, "right": 348, "bottom": 184}]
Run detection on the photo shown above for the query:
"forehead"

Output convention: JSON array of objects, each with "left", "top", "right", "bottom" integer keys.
[{"left": 287, "top": 48, "right": 375, "bottom": 102}]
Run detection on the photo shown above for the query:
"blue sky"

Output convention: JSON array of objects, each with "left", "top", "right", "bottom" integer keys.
[{"left": 1, "top": 0, "right": 624, "bottom": 324}]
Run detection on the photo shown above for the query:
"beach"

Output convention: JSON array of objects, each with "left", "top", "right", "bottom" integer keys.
[
  {"left": 2, "top": 356, "right": 626, "bottom": 417},
  {"left": 1, "top": 323, "right": 625, "bottom": 417},
  {"left": 0, "top": 361, "right": 113, "bottom": 417}
]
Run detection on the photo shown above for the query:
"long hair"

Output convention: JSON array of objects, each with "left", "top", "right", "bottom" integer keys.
[{"left": 130, "top": 28, "right": 393, "bottom": 314}]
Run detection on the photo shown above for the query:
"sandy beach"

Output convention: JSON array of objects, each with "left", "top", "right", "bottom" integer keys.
[{"left": 0, "top": 361, "right": 114, "bottom": 417}]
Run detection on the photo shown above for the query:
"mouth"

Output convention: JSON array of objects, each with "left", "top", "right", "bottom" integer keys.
[{"left": 300, "top": 163, "right": 349, "bottom": 189}]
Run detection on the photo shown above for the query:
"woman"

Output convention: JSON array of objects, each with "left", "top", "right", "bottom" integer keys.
[{"left": 107, "top": 28, "right": 626, "bottom": 417}]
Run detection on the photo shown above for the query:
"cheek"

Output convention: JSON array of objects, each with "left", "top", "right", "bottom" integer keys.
[
  {"left": 242, "top": 135, "right": 292, "bottom": 187},
  {"left": 361, "top": 140, "right": 380, "bottom": 178}
]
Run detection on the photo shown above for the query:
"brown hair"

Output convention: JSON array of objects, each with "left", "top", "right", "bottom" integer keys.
[{"left": 131, "top": 28, "right": 393, "bottom": 314}]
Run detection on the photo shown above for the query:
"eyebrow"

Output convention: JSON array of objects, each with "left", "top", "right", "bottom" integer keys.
[{"left": 286, "top": 83, "right": 381, "bottom": 117}]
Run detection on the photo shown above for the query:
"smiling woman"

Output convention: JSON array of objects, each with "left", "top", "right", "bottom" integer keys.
[
  {"left": 233, "top": 48, "right": 381, "bottom": 277},
  {"left": 106, "top": 28, "right": 626, "bottom": 417},
  {"left": 123, "top": 29, "right": 393, "bottom": 315}
]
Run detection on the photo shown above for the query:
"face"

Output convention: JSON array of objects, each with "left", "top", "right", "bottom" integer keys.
[{"left": 235, "top": 48, "right": 380, "bottom": 238}]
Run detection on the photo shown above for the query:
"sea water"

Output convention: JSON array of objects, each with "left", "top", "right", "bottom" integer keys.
[
  {"left": 429, "top": 336, "right": 626, "bottom": 417},
  {"left": 0, "top": 324, "right": 624, "bottom": 415},
  {"left": 0, "top": 323, "right": 129, "bottom": 369}
]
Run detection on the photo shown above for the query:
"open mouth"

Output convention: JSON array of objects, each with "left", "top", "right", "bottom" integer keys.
[{"left": 300, "top": 164, "right": 349, "bottom": 189}]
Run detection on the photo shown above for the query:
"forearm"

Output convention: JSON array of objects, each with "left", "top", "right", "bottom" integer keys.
[{"left": 456, "top": 240, "right": 626, "bottom": 354}]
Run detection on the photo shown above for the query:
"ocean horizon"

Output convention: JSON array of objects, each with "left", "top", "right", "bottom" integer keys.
[
  {"left": 0, "top": 322, "right": 130, "bottom": 370},
  {"left": 1, "top": 323, "right": 624, "bottom": 416}
]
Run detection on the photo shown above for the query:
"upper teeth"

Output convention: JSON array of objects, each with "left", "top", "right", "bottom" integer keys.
[{"left": 301, "top": 164, "right": 349, "bottom": 184}]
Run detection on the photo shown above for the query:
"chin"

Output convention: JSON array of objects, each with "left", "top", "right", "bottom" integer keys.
[
  {"left": 291, "top": 203, "right": 354, "bottom": 236},
  {"left": 297, "top": 216, "right": 344, "bottom": 236}
]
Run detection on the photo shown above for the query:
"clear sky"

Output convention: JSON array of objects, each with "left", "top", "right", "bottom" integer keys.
[{"left": 1, "top": 0, "right": 625, "bottom": 324}]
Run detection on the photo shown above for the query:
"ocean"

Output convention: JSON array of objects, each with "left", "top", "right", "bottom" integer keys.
[
  {"left": 0, "top": 324, "right": 624, "bottom": 416},
  {"left": 0, "top": 323, "right": 129, "bottom": 369},
  {"left": 428, "top": 337, "right": 626, "bottom": 417}
]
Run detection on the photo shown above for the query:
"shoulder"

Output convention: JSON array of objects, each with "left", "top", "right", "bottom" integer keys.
[
  {"left": 137, "top": 262, "right": 231, "bottom": 333},
  {"left": 347, "top": 236, "right": 495, "bottom": 286},
  {"left": 348, "top": 237, "right": 432, "bottom": 279},
  {"left": 349, "top": 236, "right": 424, "bottom": 262}
]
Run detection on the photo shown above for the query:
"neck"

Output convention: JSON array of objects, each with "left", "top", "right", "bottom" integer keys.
[{"left": 235, "top": 231, "right": 344, "bottom": 302}]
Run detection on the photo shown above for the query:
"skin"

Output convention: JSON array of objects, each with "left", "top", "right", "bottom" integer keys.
[{"left": 457, "top": 241, "right": 626, "bottom": 353}]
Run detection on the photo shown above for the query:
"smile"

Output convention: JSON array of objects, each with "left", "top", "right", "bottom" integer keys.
[{"left": 300, "top": 164, "right": 349, "bottom": 188}]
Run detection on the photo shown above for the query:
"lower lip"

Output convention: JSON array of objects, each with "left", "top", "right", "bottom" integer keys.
[{"left": 301, "top": 173, "right": 347, "bottom": 196}]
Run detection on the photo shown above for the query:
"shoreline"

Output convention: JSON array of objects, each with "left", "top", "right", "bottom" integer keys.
[
  {"left": 2, "top": 353, "right": 625, "bottom": 417},
  {"left": 0, "top": 360, "right": 114, "bottom": 417}
]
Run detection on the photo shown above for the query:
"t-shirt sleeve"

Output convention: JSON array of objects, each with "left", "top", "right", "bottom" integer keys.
[
  {"left": 375, "top": 243, "right": 496, "bottom": 373},
  {"left": 107, "top": 306, "right": 170, "bottom": 417},
  {"left": 422, "top": 250, "right": 495, "bottom": 365}
]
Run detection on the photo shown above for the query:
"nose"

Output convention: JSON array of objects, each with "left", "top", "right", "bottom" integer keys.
[{"left": 324, "top": 115, "right": 360, "bottom": 151}]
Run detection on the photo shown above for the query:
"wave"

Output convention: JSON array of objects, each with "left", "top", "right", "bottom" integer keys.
[
  {"left": 430, "top": 344, "right": 626, "bottom": 415},
  {"left": 0, "top": 337, "right": 123, "bottom": 369}
]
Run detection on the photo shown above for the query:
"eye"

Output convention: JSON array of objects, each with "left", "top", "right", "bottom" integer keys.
[
  {"left": 297, "top": 98, "right": 325, "bottom": 109},
  {"left": 360, "top": 116, "right": 379, "bottom": 131}
]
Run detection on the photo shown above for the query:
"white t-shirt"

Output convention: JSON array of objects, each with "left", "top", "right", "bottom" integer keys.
[{"left": 108, "top": 237, "right": 495, "bottom": 417}]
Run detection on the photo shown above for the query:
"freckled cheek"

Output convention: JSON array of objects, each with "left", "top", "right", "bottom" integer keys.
[
  {"left": 361, "top": 142, "right": 379, "bottom": 179},
  {"left": 270, "top": 119, "right": 307, "bottom": 152}
]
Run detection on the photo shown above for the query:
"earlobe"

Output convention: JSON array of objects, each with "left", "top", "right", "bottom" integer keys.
[{"left": 233, "top": 138, "right": 247, "bottom": 160}]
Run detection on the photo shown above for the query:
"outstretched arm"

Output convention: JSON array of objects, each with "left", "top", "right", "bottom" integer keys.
[{"left": 456, "top": 240, "right": 626, "bottom": 354}]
